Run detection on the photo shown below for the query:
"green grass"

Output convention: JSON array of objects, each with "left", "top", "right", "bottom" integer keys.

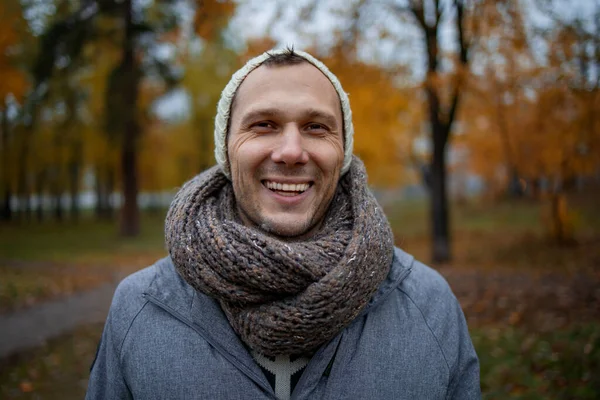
[
  {"left": 386, "top": 198, "right": 544, "bottom": 239},
  {"left": 386, "top": 193, "right": 600, "bottom": 239},
  {"left": 0, "top": 211, "right": 167, "bottom": 263},
  {"left": 473, "top": 323, "right": 600, "bottom": 399}
]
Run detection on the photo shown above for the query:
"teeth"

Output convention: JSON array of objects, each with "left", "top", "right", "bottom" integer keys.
[{"left": 264, "top": 181, "right": 310, "bottom": 192}]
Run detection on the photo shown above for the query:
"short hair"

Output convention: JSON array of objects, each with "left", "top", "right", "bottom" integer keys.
[{"left": 261, "top": 47, "right": 308, "bottom": 68}]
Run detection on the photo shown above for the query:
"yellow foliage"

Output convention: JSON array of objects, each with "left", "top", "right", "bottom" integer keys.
[
  {"left": 0, "top": 2, "right": 29, "bottom": 102},
  {"left": 241, "top": 38, "right": 278, "bottom": 62},
  {"left": 137, "top": 39, "right": 240, "bottom": 191},
  {"left": 322, "top": 50, "right": 410, "bottom": 187},
  {"left": 194, "top": 0, "right": 236, "bottom": 41}
]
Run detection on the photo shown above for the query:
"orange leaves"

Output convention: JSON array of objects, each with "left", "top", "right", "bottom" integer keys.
[
  {"left": 0, "top": 2, "right": 29, "bottom": 102},
  {"left": 19, "top": 381, "right": 33, "bottom": 393},
  {"left": 194, "top": 0, "right": 236, "bottom": 40},
  {"left": 242, "top": 38, "right": 278, "bottom": 62},
  {"left": 322, "top": 50, "right": 410, "bottom": 186}
]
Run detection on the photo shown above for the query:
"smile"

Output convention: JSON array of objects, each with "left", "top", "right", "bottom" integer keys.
[{"left": 262, "top": 180, "right": 312, "bottom": 197}]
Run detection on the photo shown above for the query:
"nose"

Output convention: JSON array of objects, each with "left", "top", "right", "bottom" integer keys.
[{"left": 271, "top": 124, "right": 309, "bottom": 166}]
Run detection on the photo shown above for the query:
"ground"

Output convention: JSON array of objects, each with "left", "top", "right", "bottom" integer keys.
[{"left": 0, "top": 191, "right": 599, "bottom": 399}]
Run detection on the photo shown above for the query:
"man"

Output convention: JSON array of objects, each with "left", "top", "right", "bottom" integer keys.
[{"left": 87, "top": 48, "right": 480, "bottom": 399}]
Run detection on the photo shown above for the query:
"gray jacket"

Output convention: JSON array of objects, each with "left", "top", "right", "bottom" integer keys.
[{"left": 86, "top": 248, "right": 480, "bottom": 399}]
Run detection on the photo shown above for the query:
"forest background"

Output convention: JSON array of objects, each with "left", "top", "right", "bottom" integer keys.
[{"left": 0, "top": 0, "right": 599, "bottom": 399}]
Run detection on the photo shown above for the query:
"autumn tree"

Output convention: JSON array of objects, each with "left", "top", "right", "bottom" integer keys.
[
  {"left": 533, "top": 3, "right": 600, "bottom": 242},
  {"left": 24, "top": 0, "right": 235, "bottom": 235},
  {"left": 457, "top": 0, "right": 600, "bottom": 242},
  {"left": 0, "top": 0, "right": 31, "bottom": 221},
  {"left": 471, "top": 0, "right": 534, "bottom": 197},
  {"left": 106, "top": 0, "right": 235, "bottom": 235},
  {"left": 396, "top": 0, "right": 481, "bottom": 262}
]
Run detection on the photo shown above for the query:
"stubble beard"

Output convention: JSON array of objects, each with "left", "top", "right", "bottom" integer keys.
[{"left": 237, "top": 201, "right": 321, "bottom": 240}]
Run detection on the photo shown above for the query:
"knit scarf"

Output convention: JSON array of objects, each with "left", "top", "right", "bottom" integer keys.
[{"left": 165, "top": 157, "right": 394, "bottom": 357}]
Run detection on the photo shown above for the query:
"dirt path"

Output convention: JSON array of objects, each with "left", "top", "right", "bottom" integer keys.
[{"left": 0, "top": 274, "right": 124, "bottom": 359}]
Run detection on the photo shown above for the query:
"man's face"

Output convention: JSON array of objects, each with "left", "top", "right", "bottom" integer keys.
[{"left": 227, "top": 62, "right": 344, "bottom": 238}]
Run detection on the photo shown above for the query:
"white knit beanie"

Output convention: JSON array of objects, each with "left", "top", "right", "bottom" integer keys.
[{"left": 214, "top": 48, "right": 354, "bottom": 178}]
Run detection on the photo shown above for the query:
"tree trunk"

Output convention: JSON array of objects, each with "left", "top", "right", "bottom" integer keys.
[
  {"left": 69, "top": 169, "right": 80, "bottom": 221},
  {"left": 95, "top": 164, "right": 115, "bottom": 220},
  {"left": 494, "top": 88, "right": 523, "bottom": 198},
  {"left": 69, "top": 141, "right": 82, "bottom": 221},
  {"left": 53, "top": 189, "right": 63, "bottom": 222},
  {"left": 35, "top": 170, "right": 46, "bottom": 222},
  {"left": 95, "top": 165, "right": 107, "bottom": 219},
  {"left": 1, "top": 190, "right": 11, "bottom": 222},
  {"left": 507, "top": 169, "right": 523, "bottom": 197},
  {"left": 0, "top": 107, "right": 12, "bottom": 222},
  {"left": 407, "top": 0, "right": 471, "bottom": 264},
  {"left": 430, "top": 121, "right": 451, "bottom": 263},
  {"left": 17, "top": 131, "right": 31, "bottom": 222},
  {"left": 119, "top": 0, "right": 141, "bottom": 237},
  {"left": 548, "top": 192, "right": 574, "bottom": 245},
  {"left": 121, "top": 130, "right": 139, "bottom": 236},
  {"left": 107, "top": 165, "right": 116, "bottom": 219}
]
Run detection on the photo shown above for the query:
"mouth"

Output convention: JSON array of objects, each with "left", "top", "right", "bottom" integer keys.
[{"left": 262, "top": 180, "right": 313, "bottom": 197}]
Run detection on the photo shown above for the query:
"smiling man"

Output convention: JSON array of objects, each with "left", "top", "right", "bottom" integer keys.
[
  {"left": 87, "top": 48, "right": 480, "bottom": 400},
  {"left": 228, "top": 60, "right": 344, "bottom": 239}
]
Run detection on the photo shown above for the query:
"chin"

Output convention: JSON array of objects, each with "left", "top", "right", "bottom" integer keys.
[{"left": 258, "top": 217, "right": 314, "bottom": 239}]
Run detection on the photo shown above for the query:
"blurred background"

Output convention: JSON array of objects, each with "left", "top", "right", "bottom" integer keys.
[{"left": 0, "top": 0, "right": 599, "bottom": 398}]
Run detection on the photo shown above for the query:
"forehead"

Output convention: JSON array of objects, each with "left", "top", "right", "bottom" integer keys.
[{"left": 231, "top": 62, "right": 341, "bottom": 117}]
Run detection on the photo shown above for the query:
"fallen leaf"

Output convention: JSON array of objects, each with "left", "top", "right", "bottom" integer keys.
[{"left": 20, "top": 381, "right": 33, "bottom": 392}]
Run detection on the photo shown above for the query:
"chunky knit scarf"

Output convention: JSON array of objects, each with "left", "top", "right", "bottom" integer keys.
[{"left": 165, "top": 157, "right": 394, "bottom": 357}]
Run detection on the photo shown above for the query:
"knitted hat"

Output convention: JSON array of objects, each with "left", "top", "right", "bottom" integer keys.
[{"left": 213, "top": 48, "right": 354, "bottom": 178}]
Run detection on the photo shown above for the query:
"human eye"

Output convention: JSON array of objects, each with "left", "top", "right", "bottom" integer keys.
[
  {"left": 305, "top": 123, "right": 328, "bottom": 133},
  {"left": 251, "top": 121, "right": 276, "bottom": 133}
]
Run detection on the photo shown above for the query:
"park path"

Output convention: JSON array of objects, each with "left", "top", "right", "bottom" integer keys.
[
  {"left": 1, "top": 265, "right": 598, "bottom": 360},
  {"left": 0, "top": 273, "right": 124, "bottom": 359}
]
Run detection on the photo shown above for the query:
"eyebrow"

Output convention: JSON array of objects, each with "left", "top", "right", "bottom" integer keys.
[{"left": 239, "top": 107, "right": 339, "bottom": 130}]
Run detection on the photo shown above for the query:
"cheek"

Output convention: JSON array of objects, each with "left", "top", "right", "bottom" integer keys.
[
  {"left": 228, "top": 136, "right": 251, "bottom": 173},
  {"left": 228, "top": 140, "right": 249, "bottom": 195},
  {"left": 228, "top": 137, "right": 269, "bottom": 185},
  {"left": 313, "top": 138, "right": 344, "bottom": 177}
]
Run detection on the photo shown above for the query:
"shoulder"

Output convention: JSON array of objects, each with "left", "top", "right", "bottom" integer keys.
[
  {"left": 111, "top": 260, "right": 161, "bottom": 312},
  {"left": 104, "top": 258, "right": 171, "bottom": 351},
  {"left": 392, "top": 248, "right": 469, "bottom": 370},
  {"left": 396, "top": 252, "right": 456, "bottom": 310}
]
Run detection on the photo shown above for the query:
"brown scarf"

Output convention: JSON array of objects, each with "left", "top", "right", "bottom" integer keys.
[{"left": 165, "top": 157, "right": 394, "bottom": 356}]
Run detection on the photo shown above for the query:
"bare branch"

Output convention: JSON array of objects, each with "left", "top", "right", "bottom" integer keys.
[
  {"left": 445, "top": 79, "right": 462, "bottom": 141},
  {"left": 408, "top": 1, "right": 428, "bottom": 30},
  {"left": 455, "top": 0, "right": 468, "bottom": 65}
]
